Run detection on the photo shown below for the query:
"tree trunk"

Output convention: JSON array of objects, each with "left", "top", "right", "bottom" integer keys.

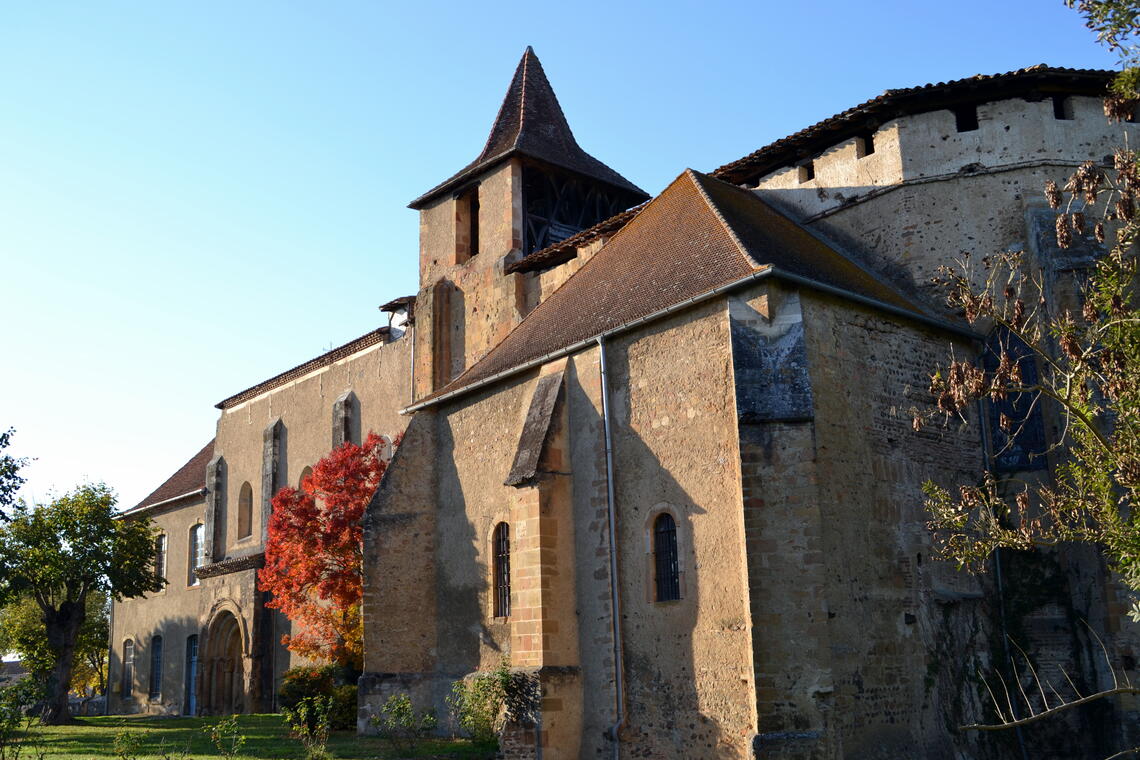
[{"left": 40, "top": 599, "right": 85, "bottom": 725}]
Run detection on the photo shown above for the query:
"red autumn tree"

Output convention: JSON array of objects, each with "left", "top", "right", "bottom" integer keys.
[{"left": 258, "top": 432, "right": 396, "bottom": 669}]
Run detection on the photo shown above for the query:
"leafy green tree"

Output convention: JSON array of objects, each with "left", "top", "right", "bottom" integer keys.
[
  {"left": 0, "top": 592, "right": 109, "bottom": 697},
  {"left": 0, "top": 484, "right": 162, "bottom": 724},
  {"left": 0, "top": 429, "right": 27, "bottom": 515}
]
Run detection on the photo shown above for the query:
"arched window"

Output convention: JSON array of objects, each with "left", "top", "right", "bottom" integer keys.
[
  {"left": 154, "top": 534, "right": 167, "bottom": 584},
  {"left": 188, "top": 524, "right": 205, "bottom": 586},
  {"left": 184, "top": 635, "right": 199, "bottom": 716},
  {"left": 148, "top": 635, "right": 163, "bottom": 699},
  {"left": 653, "top": 513, "right": 681, "bottom": 602},
  {"left": 298, "top": 467, "right": 313, "bottom": 490},
  {"left": 121, "top": 640, "right": 134, "bottom": 698},
  {"left": 237, "top": 482, "right": 253, "bottom": 540},
  {"left": 376, "top": 435, "right": 394, "bottom": 463},
  {"left": 493, "top": 522, "right": 511, "bottom": 618}
]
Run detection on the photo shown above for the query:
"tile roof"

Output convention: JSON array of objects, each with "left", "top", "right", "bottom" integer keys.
[
  {"left": 216, "top": 328, "right": 390, "bottom": 410},
  {"left": 129, "top": 439, "right": 214, "bottom": 513},
  {"left": 410, "top": 169, "right": 933, "bottom": 410},
  {"left": 505, "top": 202, "right": 647, "bottom": 274},
  {"left": 379, "top": 295, "right": 416, "bottom": 312},
  {"left": 713, "top": 65, "right": 1114, "bottom": 184},
  {"left": 510, "top": 66, "right": 1113, "bottom": 278},
  {"left": 409, "top": 47, "right": 648, "bottom": 209}
]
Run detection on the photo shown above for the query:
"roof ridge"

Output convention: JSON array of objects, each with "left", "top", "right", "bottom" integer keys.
[
  {"left": 216, "top": 327, "right": 390, "bottom": 409},
  {"left": 515, "top": 46, "right": 530, "bottom": 150},
  {"left": 687, "top": 169, "right": 763, "bottom": 270}
]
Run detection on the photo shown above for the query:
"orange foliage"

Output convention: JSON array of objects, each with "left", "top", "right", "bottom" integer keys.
[{"left": 257, "top": 431, "right": 397, "bottom": 668}]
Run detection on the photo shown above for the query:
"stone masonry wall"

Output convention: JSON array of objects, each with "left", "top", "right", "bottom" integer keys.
[{"left": 799, "top": 287, "right": 992, "bottom": 759}]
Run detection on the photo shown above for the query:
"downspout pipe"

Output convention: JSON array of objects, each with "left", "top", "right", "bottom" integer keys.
[{"left": 598, "top": 336, "right": 625, "bottom": 759}]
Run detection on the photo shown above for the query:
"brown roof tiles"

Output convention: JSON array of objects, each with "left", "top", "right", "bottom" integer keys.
[
  {"left": 713, "top": 65, "right": 1114, "bottom": 185},
  {"left": 409, "top": 47, "right": 647, "bottom": 209},
  {"left": 410, "top": 169, "right": 936, "bottom": 410},
  {"left": 129, "top": 439, "right": 214, "bottom": 513},
  {"left": 215, "top": 328, "right": 390, "bottom": 410}
]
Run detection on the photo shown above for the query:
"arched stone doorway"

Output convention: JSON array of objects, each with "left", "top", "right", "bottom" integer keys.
[{"left": 202, "top": 610, "right": 246, "bottom": 714}]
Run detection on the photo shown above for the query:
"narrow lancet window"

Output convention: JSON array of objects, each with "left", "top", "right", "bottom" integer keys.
[
  {"left": 237, "top": 482, "right": 253, "bottom": 539},
  {"left": 149, "top": 635, "right": 163, "bottom": 699},
  {"left": 654, "top": 513, "right": 681, "bottom": 602},
  {"left": 121, "top": 640, "right": 134, "bottom": 698},
  {"left": 154, "top": 534, "right": 167, "bottom": 584},
  {"left": 188, "top": 524, "right": 205, "bottom": 586},
  {"left": 493, "top": 522, "right": 511, "bottom": 618}
]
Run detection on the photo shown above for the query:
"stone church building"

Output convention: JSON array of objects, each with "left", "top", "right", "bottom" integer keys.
[{"left": 111, "top": 50, "right": 1139, "bottom": 758}]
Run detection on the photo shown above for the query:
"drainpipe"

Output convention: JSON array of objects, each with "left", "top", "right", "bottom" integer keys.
[{"left": 597, "top": 336, "right": 625, "bottom": 759}]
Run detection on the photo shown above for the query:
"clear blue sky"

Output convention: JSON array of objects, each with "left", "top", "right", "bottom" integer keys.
[{"left": 0, "top": 1, "right": 1119, "bottom": 509}]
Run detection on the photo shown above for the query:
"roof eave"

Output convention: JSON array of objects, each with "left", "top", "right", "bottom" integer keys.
[
  {"left": 401, "top": 267, "right": 978, "bottom": 414},
  {"left": 714, "top": 66, "right": 1114, "bottom": 183}
]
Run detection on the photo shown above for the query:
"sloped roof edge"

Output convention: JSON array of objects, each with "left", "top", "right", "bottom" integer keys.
[
  {"left": 409, "top": 47, "right": 647, "bottom": 209},
  {"left": 404, "top": 266, "right": 977, "bottom": 415},
  {"left": 122, "top": 439, "right": 215, "bottom": 516},
  {"left": 216, "top": 327, "right": 390, "bottom": 410}
]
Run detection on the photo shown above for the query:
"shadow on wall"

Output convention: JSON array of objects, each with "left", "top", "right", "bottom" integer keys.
[
  {"left": 109, "top": 613, "right": 200, "bottom": 716},
  {"left": 584, "top": 341, "right": 733, "bottom": 758}
]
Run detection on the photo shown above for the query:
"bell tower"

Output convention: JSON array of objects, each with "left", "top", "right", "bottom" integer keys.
[{"left": 408, "top": 47, "right": 647, "bottom": 398}]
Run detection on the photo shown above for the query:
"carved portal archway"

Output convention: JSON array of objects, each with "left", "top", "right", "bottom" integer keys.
[{"left": 202, "top": 609, "right": 246, "bottom": 714}]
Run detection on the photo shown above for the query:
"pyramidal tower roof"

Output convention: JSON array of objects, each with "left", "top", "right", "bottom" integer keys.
[{"left": 409, "top": 47, "right": 648, "bottom": 209}]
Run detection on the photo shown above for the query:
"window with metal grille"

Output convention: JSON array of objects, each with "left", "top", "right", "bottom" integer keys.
[
  {"left": 121, "top": 640, "right": 134, "bottom": 698},
  {"left": 148, "top": 635, "right": 163, "bottom": 699},
  {"left": 654, "top": 513, "right": 680, "bottom": 602},
  {"left": 237, "top": 482, "right": 253, "bottom": 539},
  {"left": 154, "top": 534, "right": 167, "bottom": 584},
  {"left": 188, "top": 524, "right": 204, "bottom": 586},
  {"left": 493, "top": 522, "right": 511, "bottom": 618}
]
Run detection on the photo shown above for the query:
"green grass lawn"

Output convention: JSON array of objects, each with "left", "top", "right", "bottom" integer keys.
[{"left": 16, "top": 714, "right": 496, "bottom": 760}]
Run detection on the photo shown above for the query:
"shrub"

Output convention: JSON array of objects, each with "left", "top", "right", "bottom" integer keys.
[
  {"left": 203, "top": 715, "right": 245, "bottom": 760},
  {"left": 370, "top": 693, "right": 437, "bottom": 754},
  {"left": 281, "top": 696, "right": 332, "bottom": 760},
  {"left": 278, "top": 665, "right": 335, "bottom": 711},
  {"left": 111, "top": 731, "right": 143, "bottom": 760},
  {"left": 0, "top": 679, "right": 44, "bottom": 760},
  {"left": 329, "top": 684, "right": 357, "bottom": 731},
  {"left": 445, "top": 659, "right": 540, "bottom": 744}
]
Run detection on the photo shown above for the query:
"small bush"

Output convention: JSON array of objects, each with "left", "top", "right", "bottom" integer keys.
[
  {"left": 446, "top": 658, "right": 540, "bottom": 744},
  {"left": 282, "top": 696, "right": 332, "bottom": 760},
  {"left": 329, "top": 684, "right": 357, "bottom": 731},
  {"left": 204, "top": 715, "right": 245, "bottom": 760},
  {"left": 112, "top": 731, "right": 143, "bottom": 760},
  {"left": 370, "top": 693, "right": 437, "bottom": 754},
  {"left": 0, "top": 680, "right": 44, "bottom": 760},
  {"left": 278, "top": 666, "right": 336, "bottom": 711}
]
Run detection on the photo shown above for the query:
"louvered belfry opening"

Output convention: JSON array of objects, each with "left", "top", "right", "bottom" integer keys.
[
  {"left": 522, "top": 163, "right": 641, "bottom": 255},
  {"left": 493, "top": 522, "right": 511, "bottom": 617},
  {"left": 654, "top": 513, "right": 680, "bottom": 602}
]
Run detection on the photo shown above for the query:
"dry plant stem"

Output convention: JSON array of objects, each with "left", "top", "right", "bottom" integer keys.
[{"left": 961, "top": 686, "right": 1140, "bottom": 731}]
